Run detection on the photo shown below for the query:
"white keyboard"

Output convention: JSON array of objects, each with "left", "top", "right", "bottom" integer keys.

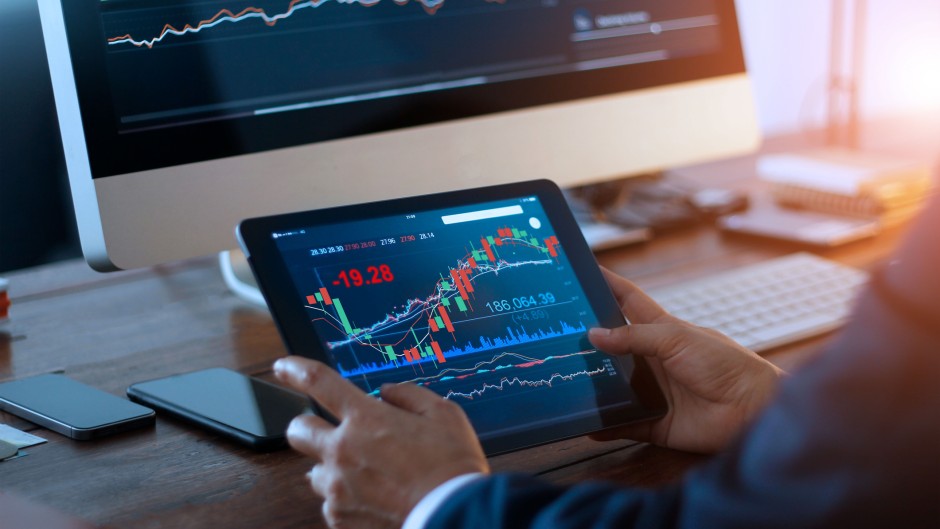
[{"left": 648, "top": 253, "right": 869, "bottom": 353}]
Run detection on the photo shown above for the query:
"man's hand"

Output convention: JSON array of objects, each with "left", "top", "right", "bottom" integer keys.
[
  {"left": 588, "top": 268, "right": 785, "bottom": 454},
  {"left": 274, "top": 357, "right": 489, "bottom": 529}
]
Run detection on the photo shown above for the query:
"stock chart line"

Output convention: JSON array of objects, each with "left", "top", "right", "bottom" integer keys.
[
  {"left": 360, "top": 349, "right": 600, "bottom": 395},
  {"left": 307, "top": 226, "right": 564, "bottom": 373},
  {"left": 337, "top": 321, "right": 588, "bottom": 377},
  {"left": 443, "top": 364, "right": 609, "bottom": 400},
  {"left": 106, "top": 0, "right": 508, "bottom": 49},
  {"left": 405, "top": 349, "right": 597, "bottom": 385}
]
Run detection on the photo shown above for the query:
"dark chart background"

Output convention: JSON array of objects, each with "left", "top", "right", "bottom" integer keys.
[
  {"left": 274, "top": 197, "right": 634, "bottom": 438},
  {"left": 97, "top": 0, "right": 721, "bottom": 130}
]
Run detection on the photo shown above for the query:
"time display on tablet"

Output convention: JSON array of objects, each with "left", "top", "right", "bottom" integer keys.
[{"left": 271, "top": 196, "right": 629, "bottom": 439}]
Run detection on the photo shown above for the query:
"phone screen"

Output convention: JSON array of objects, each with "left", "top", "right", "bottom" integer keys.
[{"left": 128, "top": 368, "right": 312, "bottom": 440}]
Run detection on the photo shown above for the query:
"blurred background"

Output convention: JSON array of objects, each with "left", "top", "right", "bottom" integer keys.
[
  {"left": 739, "top": 1, "right": 940, "bottom": 134},
  {"left": 1, "top": 0, "right": 939, "bottom": 273}
]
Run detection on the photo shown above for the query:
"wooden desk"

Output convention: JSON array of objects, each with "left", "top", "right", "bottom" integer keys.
[{"left": 0, "top": 140, "right": 917, "bottom": 527}]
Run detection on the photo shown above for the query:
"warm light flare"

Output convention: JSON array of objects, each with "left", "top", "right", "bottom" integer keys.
[{"left": 863, "top": 6, "right": 940, "bottom": 114}]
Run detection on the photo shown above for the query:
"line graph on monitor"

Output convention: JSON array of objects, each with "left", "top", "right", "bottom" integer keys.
[{"left": 105, "top": 0, "right": 510, "bottom": 49}]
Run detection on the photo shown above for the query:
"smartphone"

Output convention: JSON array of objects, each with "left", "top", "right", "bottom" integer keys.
[
  {"left": 0, "top": 374, "right": 155, "bottom": 440},
  {"left": 127, "top": 368, "right": 313, "bottom": 451}
]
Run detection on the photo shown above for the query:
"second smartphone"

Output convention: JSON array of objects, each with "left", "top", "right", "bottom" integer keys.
[
  {"left": 127, "top": 368, "right": 313, "bottom": 451},
  {"left": 0, "top": 374, "right": 155, "bottom": 440}
]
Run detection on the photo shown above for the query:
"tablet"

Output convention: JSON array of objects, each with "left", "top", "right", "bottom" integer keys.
[{"left": 237, "top": 179, "right": 666, "bottom": 455}]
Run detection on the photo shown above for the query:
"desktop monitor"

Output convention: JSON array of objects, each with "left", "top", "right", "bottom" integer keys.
[{"left": 39, "top": 0, "right": 759, "bottom": 272}]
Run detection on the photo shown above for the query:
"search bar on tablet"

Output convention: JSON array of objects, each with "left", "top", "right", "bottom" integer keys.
[{"left": 441, "top": 205, "right": 524, "bottom": 225}]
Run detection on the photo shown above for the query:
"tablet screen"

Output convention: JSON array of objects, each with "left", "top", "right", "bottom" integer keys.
[{"left": 261, "top": 191, "right": 649, "bottom": 444}]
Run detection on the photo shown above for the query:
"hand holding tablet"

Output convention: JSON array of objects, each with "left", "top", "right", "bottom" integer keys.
[{"left": 238, "top": 180, "right": 667, "bottom": 455}]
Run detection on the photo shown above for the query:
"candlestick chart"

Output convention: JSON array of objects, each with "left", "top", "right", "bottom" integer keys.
[{"left": 291, "top": 209, "right": 623, "bottom": 435}]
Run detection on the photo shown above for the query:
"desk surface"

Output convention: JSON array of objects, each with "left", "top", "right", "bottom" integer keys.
[{"left": 0, "top": 136, "right": 920, "bottom": 527}]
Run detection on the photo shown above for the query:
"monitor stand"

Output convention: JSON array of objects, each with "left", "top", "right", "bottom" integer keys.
[{"left": 219, "top": 249, "right": 267, "bottom": 307}]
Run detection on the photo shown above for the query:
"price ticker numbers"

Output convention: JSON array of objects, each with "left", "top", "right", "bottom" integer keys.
[
  {"left": 310, "top": 245, "right": 344, "bottom": 256},
  {"left": 485, "top": 292, "right": 556, "bottom": 313},
  {"left": 334, "top": 265, "right": 395, "bottom": 288}
]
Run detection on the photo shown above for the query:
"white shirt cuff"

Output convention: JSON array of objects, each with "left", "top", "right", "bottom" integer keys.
[{"left": 402, "top": 473, "right": 486, "bottom": 529}]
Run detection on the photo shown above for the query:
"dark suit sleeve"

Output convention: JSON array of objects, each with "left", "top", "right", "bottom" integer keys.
[
  {"left": 427, "top": 473, "right": 682, "bottom": 529},
  {"left": 428, "top": 284, "right": 940, "bottom": 529}
]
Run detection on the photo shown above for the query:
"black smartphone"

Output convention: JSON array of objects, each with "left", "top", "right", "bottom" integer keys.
[
  {"left": 0, "top": 374, "right": 156, "bottom": 440},
  {"left": 127, "top": 368, "right": 313, "bottom": 451}
]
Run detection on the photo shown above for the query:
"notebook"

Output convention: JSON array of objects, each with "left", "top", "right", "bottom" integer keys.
[{"left": 757, "top": 149, "right": 933, "bottom": 225}]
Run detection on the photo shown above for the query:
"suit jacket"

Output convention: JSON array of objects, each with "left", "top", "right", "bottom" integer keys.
[{"left": 427, "top": 270, "right": 940, "bottom": 528}]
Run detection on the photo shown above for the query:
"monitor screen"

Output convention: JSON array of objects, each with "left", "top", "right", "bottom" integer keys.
[
  {"left": 65, "top": 0, "right": 742, "bottom": 177},
  {"left": 41, "top": 0, "right": 756, "bottom": 271}
]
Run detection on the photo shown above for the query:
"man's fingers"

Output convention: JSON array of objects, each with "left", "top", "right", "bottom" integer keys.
[
  {"left": 380, "top": 382, "right": 453, "bottom": 416},
  {"left": 600, "top": 267, "right": 672, "bottom": 324},
  {"left": 588, "top": 325, "right": 643, "bottom": 356},
  {"left": 287, "top": 413, "right": 335, "bottom": 458},
  {"left": 588, "top": 323, "right": 686, "bottom": 361},
  {"left": 306, "top": 464, "right": 327, "bottom": 498},
  {"left": 274, "top": 356, "right": 373, "bottom": 419}
]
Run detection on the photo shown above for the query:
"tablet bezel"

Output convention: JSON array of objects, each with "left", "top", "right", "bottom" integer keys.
[{"left": 238, "top": 179, "right": 666, "bottom": 455}]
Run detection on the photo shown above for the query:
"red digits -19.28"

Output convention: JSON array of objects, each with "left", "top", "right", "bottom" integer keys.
[{"left": 335, "top": 264, "right": 394, "bottom": 288}]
